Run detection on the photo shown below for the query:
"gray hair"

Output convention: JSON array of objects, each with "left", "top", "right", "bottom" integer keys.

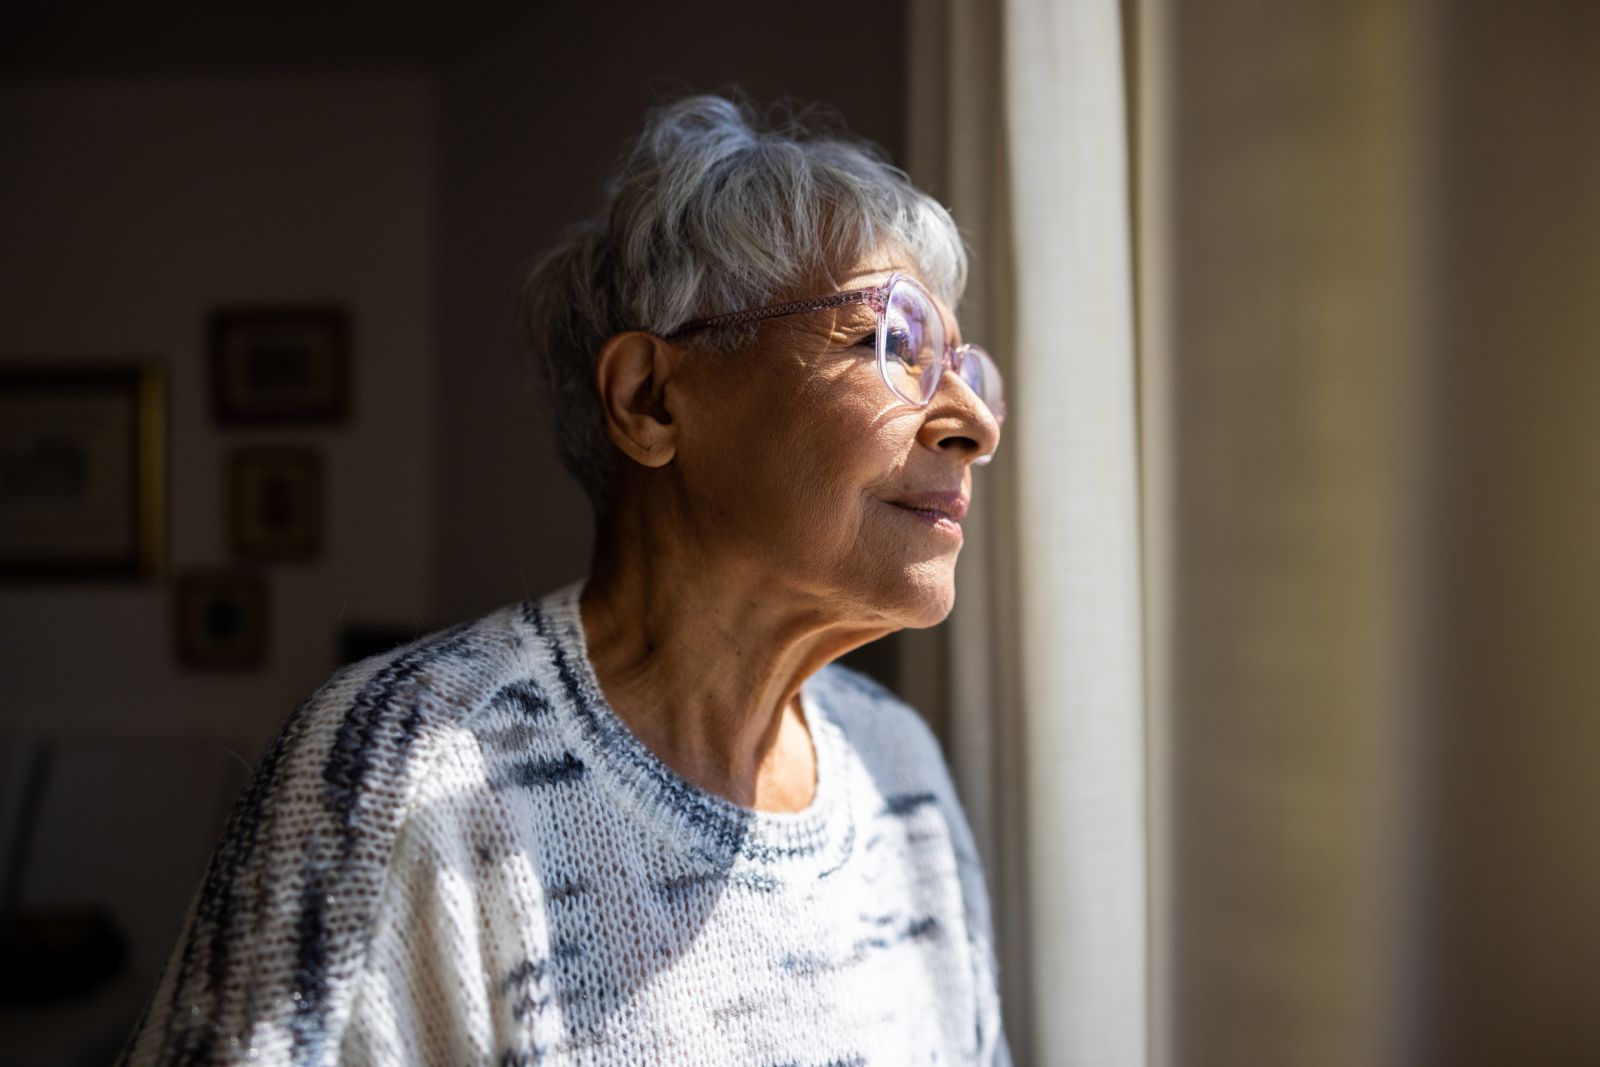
[{"left": 519, "top": 93, "right": 969, "bottom": 517}]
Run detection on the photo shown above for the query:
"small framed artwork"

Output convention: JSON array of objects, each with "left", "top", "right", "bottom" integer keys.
[
  {"left": 208, "top": 306, "right": 349, "bottom": 425},
  {"left": 226, "top": 446, "right": 324, "bottom": 561},
  {"left": 174, "top": 568, "right": 267, "bottom": 670},
  {"left": 0, "top": 362, "right": 166, "bottom": 581}
]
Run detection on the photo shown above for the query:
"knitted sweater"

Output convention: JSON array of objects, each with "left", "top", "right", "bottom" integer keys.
[{"left": 118, "top": 580, "right": 1011, "bottom": 1066}]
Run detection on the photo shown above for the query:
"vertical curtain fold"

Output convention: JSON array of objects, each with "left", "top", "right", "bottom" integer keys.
[
  {"left": 908, "top": 1, "right": 1149, "bottom": 1063},
  {"left": 1004, "top": 3, "right": 1149, "bottom": 1064}
]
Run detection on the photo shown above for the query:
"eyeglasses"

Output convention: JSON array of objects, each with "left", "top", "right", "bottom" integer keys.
[{"left": 664, "top": 272, "right": 1007, "bottom": 440}]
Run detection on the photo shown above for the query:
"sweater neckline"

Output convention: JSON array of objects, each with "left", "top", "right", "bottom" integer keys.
[{"left": 524, "top": 580, "right": 855, "bottom": 881}]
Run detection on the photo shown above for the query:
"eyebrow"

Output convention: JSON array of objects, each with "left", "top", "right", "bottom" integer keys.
[{"left": 835, "top": 306, "right": 879, "bottom": 330}]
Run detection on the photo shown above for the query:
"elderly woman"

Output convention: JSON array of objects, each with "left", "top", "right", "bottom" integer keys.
[{"left": 120, "top": 94, "right": 1009, "bottom": 1066}]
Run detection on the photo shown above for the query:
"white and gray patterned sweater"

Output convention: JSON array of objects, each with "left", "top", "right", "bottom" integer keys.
[{"left": 118, "top": 581, "right": 1010, "bottom": 1066}]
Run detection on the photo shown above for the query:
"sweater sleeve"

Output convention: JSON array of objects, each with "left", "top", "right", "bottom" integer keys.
[
  {"left": 337, "top": 786, "right": 499, "bottom": 1066},
  {"left": 112, "top": 671, "right": 403, "bottom": 1066},
  {"left": 115, "top": 621, "right": 507, "bottom": 1066}
]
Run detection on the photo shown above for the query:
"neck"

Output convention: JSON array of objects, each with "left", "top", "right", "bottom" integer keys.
[{"left": 577, "top": 496, "right": 893, "bottom": 812}]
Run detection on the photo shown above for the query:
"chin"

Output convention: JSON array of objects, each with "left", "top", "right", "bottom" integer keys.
[{"left": 882, "top": 564, "right": 958, "bottom": 629}]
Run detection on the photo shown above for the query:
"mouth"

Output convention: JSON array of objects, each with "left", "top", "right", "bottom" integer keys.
[{"left": 884, "top": 491, "right": 968, "bottom": 540}]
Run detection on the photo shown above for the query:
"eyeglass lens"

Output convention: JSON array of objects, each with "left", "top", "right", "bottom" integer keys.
[
  {"left": 883, "top": 281, "right": 940, "bottom": 405},
  {"left": 882, "top": 279, "right": 1004, "bottom": 420}
]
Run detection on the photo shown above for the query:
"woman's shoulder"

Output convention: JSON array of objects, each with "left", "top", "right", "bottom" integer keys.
[
  {"left": 254, "top": 596, "right": 554, "bottom": 863},
  {"left": 810, "top": 662, "right": 997, "bottom": 962},
  {"left": 118, "top": 599, "right": 557, "bottom": 1064},
  {"left": 283, "top": 601, "right": 545, "bottom": 776},
  {"left": 811, "top": 660, "right": 937, "bottom": 734},
  {"left": 254, "top": 605, "right": 536, "bottom": 926},
  {"left": 810, "top": 662, "right": 1002, "bottom": 1041},
  {"left": 809, "top": 662, "right": 950, "bottom": 793}
]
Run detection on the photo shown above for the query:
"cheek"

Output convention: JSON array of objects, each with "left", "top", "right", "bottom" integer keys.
[
  {"left": 781, "top": 413, "right": 917, "bottom": 571},
  {"left": 695, "top": 388, "right": 908, "bottom": 554},
  {"left": 797, "top": 402, "right": 904, "bottom": 483}
]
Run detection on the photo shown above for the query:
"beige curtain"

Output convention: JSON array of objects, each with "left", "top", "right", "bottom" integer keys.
[
  {"left": 913, "top": 2, "right": 1600, "bottom": 1065},
  {"left": 1142, "top": 2, "right": 1427, "bottom": 1065},
  {"left": 915, "top": 0, "right": 1427, "bottom": 1062},
  {"left": 907, "top": 1, "right": 1148, "bottom": 1064},
  {"left": 911, "top": 0, "right": 1419, "bottom": 1062},
  {"left": 912, "top": 2, "right": 1418, "bottom": 1065}
]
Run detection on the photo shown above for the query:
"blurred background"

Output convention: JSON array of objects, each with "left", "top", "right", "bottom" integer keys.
[{"left": 0, "top": 1, "right": 1594, "bottom": 1065}]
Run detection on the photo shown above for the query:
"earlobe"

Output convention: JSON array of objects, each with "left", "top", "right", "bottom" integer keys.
[{"left": 594, "top": 331, "right": 678, "bottom": 468}]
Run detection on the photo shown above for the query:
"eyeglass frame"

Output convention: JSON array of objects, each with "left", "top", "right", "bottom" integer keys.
[{"left": 661, "top": 272, "right": 1007, "bottom": 428}]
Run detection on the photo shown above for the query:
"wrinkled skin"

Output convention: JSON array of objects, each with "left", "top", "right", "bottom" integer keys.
[{"left": 579, "top": 250, "right": 1002, "bottom": 813}]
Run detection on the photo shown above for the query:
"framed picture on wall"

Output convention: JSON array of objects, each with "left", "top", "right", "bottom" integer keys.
[
  {"left": 226, "top": 445, "right": 324, "bottom": 561},
  {"left": 173, "top": 568, "right": 267, "bottom": 670},
  {"left": 0, "top": 362, "right": 166, "bottom": 581},
  {"left": 208, "top": 305, "right": 349, "bottom": 425}
]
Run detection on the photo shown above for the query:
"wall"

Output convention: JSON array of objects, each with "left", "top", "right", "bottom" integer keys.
[
  {"left": 0, "top": 77, "right": 437, "bottom": 1060},
  {"left": 0, "top": 77, "right": 438, "bottom": 754}
]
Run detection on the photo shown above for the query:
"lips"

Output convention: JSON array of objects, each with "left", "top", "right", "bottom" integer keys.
[{"left": 886, "top": 490, "right": 969, "bottom": 523}]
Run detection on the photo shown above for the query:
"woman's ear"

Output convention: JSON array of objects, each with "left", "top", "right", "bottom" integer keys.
[{"left": 594, "top": 331, "right": 679, "bottom": 468}]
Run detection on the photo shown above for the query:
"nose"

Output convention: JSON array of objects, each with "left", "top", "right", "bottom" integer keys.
[{"left": 915, "top": 363, "right": 1003, "bottom": 464}]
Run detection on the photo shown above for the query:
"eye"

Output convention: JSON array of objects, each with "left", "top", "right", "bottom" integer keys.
[
  {"left": 852, "top": 333, "right": 877, "bottom": 351},
  {"left": 884, "top": 329, "right": 920, "bottom": 368}
]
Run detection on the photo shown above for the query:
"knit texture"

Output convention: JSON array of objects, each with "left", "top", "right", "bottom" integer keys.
[{"left": 118, "top": 581, "right": 1010, "bottom": 1066}]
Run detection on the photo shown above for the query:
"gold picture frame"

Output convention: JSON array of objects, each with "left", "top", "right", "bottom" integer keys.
[{"left": 0, "top": 362, "right": 166, "bottom": 580}]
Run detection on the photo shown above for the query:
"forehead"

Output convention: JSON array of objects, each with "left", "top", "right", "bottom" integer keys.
[{"left": 831, "top": 249, "right": 913, "bottom": 293}]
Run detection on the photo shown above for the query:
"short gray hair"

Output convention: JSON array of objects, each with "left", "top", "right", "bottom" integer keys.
[{"left": 519, "top": 93, "right": 969, "bottom": 517}]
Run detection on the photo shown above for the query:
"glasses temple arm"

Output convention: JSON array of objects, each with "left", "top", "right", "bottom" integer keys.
[{"left": 663, "top": 284, "right": 889, "bottom": 339}]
